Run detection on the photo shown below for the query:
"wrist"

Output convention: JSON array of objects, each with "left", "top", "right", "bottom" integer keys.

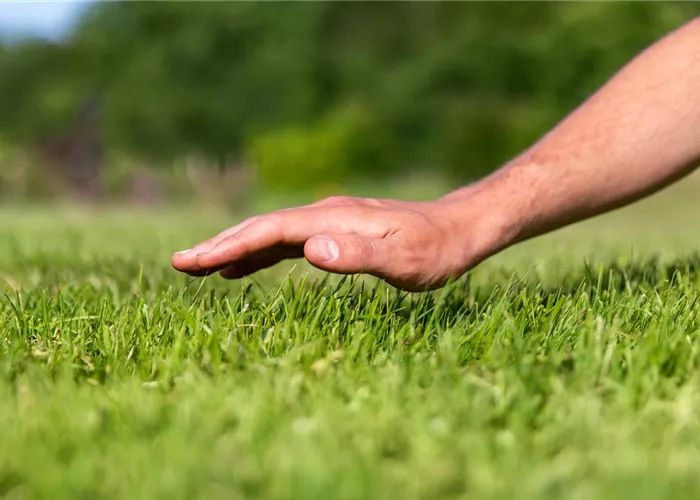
[{"left": 435, "top": 170, "right": 528, "bottom": 270}]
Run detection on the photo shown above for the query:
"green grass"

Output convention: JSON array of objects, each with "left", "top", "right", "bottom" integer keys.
[{"left": 2, "top": 176, "right": 700, "bottom": 499}]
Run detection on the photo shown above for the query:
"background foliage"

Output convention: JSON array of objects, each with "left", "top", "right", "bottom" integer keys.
[{"left": 0, "top": 2, "right": 697, "bottom": 197}]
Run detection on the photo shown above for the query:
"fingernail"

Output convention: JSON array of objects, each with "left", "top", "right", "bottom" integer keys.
[
  {"left": 175, "top": 249, "right": 192, "bottom": 255},
  {"left": 313, "top": 238, "right": 339, "bottom": 262}
]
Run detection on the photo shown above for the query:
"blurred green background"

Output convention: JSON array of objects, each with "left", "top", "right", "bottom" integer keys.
[{"left": 0, "top": 2, "right": 698, "bottom": 209}]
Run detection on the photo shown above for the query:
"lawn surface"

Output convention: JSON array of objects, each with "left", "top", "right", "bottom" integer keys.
[{"left": 2, "top": 176, "right": 700, "bottom": 499}]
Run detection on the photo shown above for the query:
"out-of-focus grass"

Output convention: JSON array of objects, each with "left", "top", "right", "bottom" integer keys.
[{"left": 1, "top": 172, "right": 700, "bottom": 499}]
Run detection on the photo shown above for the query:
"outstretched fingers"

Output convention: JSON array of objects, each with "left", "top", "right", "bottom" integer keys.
[{"left": 176, "top": 206, "right": 386, "bottom": 275}]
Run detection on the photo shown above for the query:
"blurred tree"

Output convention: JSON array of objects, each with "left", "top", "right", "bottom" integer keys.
[
  {"left": 250, "top": 103, "right": 396, "bottom": 191},
  {"left": 0, "top": 2, "right": 697, "bottom": 192},
  {"left": 73, "top": 2, "right": 324, "bottom": 165}
]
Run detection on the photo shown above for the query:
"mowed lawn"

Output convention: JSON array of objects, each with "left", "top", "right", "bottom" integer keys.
[{"left": 3, "top": 174, "right": 700, "bottom": 499}]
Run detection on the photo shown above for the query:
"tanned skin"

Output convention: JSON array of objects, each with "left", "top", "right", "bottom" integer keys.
[{"left": 172, "top": 18, "right": 700, "bottom": 292}]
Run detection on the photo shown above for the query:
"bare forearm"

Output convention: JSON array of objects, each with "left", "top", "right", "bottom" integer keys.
[{"left": 447, "top": 18, "right": 700, "bottom": 255}]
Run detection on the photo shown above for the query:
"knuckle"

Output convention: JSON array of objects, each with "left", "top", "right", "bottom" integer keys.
[
  {"left": 360, "top": 197, "right": 386, "bottom": 208},
  {"left": 194, "top": 251, "right": 211, "bottom": 270},
  {"left": 349, "top": 234, "right": 374, "bottom": 267},
  {"left": 322, "top": 195, "right": 354, "bottom": 205},
  {"left": 359, "top": 236, "right": 375, "bottom": 261},
  {"left": 245, "top": 215, "right": 261, "bottom": 226},
  {"left": 321, "top": 196, "right": 391, "bottom": 210},
  {"left": 259, "top": 213, "right": 284, "bottom": 234}
]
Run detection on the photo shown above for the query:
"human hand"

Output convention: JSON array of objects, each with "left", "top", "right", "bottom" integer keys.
[{"left": 171, "top": 195, "right": 498, "bottom": 291}]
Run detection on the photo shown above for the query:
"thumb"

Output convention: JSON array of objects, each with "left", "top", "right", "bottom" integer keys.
[{"left": 304, "top": 234, "right": 390, "bottom": 276}]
